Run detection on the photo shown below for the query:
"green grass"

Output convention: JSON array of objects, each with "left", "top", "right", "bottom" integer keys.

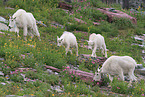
[{"left": 0, "top": 0, "right": 145, "bottom": 96}]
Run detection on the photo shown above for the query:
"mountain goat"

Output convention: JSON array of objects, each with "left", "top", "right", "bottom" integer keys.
[
  {"left": 93, "top": 56, "right": 137, "bottom": 86},
  {"left": 87, "top": 33, "right": 107, "bottom": 58},
  {"left": 9, "top": 9, "right": 41, "bottom": 41},
  {"left": 57, "top": 31, "right": 78, "bottom": 56}
]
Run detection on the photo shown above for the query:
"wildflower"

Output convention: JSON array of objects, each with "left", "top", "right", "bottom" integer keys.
[
  {"left": 92, "top": 61, "right": 95, "bottom": 64},
  {"left": 117, "top": 87, "right": 120, "bottom": 89},
  {"left": 73, "top": 70, "right": 75, "bottom": 74},
  {"left": 80, "top": 16, "right": 82, "bottom": 18},
  {"left": 141, "top": 94, "right": 144, "bottom": 96},
  {"left": 52, "top": 94, "right": 54, "bottom": 96},
  {"left": 20, "top": 70, "right": 23, "bottom": 72},
  {"left": 66, "top": 67, "right": 70, "bottom": 69}
]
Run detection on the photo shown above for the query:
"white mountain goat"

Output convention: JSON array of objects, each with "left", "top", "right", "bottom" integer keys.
[
  {"left": 57, "top": 31, "right": 78, "bottom": 56},
  {"left": 9, "top": 9, "right": 41, "bottom": 41},
  {"left": 93, "top": 56, "right": 137, "bottom": 86},
  {"left": 87, "top": 33, "right": 107, "bottom": 58}
]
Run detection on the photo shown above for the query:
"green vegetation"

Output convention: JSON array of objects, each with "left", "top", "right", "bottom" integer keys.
[{"left": 0, "top": 0, "right": 145, "bottom": 96}]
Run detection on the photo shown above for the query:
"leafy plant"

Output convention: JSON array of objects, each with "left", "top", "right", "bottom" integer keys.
[{"left": 112, "top": 17, "right": 135, "bottom": 29}]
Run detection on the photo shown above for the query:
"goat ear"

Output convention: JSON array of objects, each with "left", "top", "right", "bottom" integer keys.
[
  {"left": 86, "top": 40, "right": 89, "bottom": 43},
  {"left": 57, "top": 36, "right": 59, "bottom": 39}
]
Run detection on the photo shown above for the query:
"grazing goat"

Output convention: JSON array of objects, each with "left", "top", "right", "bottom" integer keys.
[
  {"left": 9, "top": 9, "right": 41, "bottom": 41},
  {"left": 93, "top": 56, "right": 137, "bottom": 86},
  {"left": 57, "top": 31, "right": 78, "bottom": 56},
  {"left": 87, "top": 33, "right": 107, "bottom": 58}
]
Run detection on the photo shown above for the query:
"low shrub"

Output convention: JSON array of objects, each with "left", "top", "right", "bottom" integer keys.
[{"left": 112, "top": 17, "right": 135, "bottom": 30}]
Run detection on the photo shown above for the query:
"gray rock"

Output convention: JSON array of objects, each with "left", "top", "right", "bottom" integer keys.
[
  {"left": 131, "top": 43, "right": 144, "bottom": 47},
  {"left": 0, "top": 58, "right": 4, "bottom": 61},
  {"left": 136, "top": 64, "right": 143, "bottom": 69},
  {"left": 5, "top": 7, "right": 15, "bottom": 10},
  {"left": 1, "top": 82, "right": 6, "bottom": 85},
  {"left": 0, "top": 23, "right": 9, "bottom": 31},
  {"left": 20, "top": 73, "right": 26, "bottom": 78},
  {"left": 51, "top": 85, "right": 64, "bottom": 93},
  {"left": 6, "top": 95, "right": 16, "bottom": 97},
  {"left": 36, "top": 21, "right": 47, "bottom": 27},
  {"left": 134, "top": 36, "right": 144, "bottom": 41},
  {"left": 0, "top": 71, "right": 4, "bottom": 76},
  {"left": 55, "top": 88, "right": 64, "bottom": 93},
  {"left": 24, "top": 44, "right": 35, "bottom": 48},
  {"left": 6, "top": 81, "right": 11, "bottom": 84},
  {"left": 135, "top": 68, "right": 145, "bottom": 75},
  {"left": 47, "top": 89, "right": 53, "bottom": 92},
  {"left": 0, "top": 16, "right": 8, "bottom": 24},
  {"left": 23, "top": 95, "right": 36, "bottom": 97},
  {"left": 55, "top": 72, "right": 59, "bottom": 75},
  {"left": 142, "top": 50, "right": 145, "bottom": 54},
  {"left": 51, "top": 21, "right": 64, "bottom": 28},
  {"left": 46, "top": 69, "right": 53, "bottom": 74}
]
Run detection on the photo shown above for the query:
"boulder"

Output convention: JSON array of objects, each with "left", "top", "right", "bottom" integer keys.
[
  {"left": 78, "top": 54, "right": 107, "bottom": 66},
  {"left": 0, "top": 23, "right": 9, "bottom": 31},
  {"left": 58, "top": 2, "right": 73, "bottom": 11},
  {"left": 97, "top": 8, "right": 137, "bottom": 24},
  {"left": 0, "top": 16, "right": 8, "bottom": 24}
]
